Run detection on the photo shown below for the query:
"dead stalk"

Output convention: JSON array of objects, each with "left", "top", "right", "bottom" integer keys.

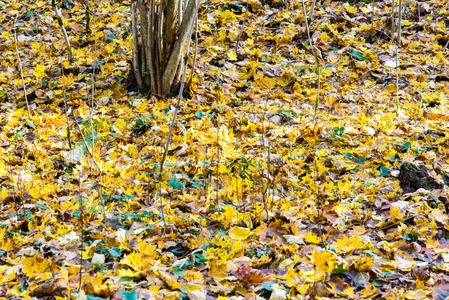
[
  {"left": 391, "top": 0, "right": 396, "bottom": 37},
  {"left": 234, "top": 0, "right": 250, "bottom": 50},
  {"left": 301, "top": 0, "right": 326, "bottom": 247},
  {"left": 52, "top": 0, "right": 73, "bottom": 63},
  {"left": 78, "top": 183, "right": 84, "bottom": 291},
  {"left": 300, "top": 0, "right": 320, "bottom": 122},
  {"left": 261, "top": 134, "right": 271, "bottom": 225},
  {"left": 72, "top": 111, "right": 106, "bottom": 221},
  {"left": 396, "top": 0, "right": 403, "bottom": 106},
  {"left": 13, "top": 19, "right": 32, "bottom": 120},
  {"left": 86, "top": 0, "right": 90, "bottom": 32},
  {"left": 186, "top": 16, "right": 199, "bottom": 91},
  {"left": 89, "top": 12, "right": 97, "bottom": 175},
  {"left": 370, "top": 1, "right": 376, "bottom": 40},
  {"left": 308, "top": 0, "right": 316, "bottom": 25},
  {"left": 157, "top": 0, "right": 200, "bottom": 224},
  {"left": 61, "top": 63, "right": 72, "bottom": 149},
  {"left": 131, "top": 2, "right": 143, "bottom": 88}
]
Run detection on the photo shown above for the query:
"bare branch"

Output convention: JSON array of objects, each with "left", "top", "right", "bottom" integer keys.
[{"left": 13, "top": 19, "right": 32, "bottom": 120}]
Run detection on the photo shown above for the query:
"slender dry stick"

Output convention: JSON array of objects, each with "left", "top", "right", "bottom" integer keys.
[
  {"left": 215, "top": 120, "right": 220, "bottom": 204},
  {"left": 61, "top": 63, "right": 72, "bottom": 149},
  {"left": 391, "top": 0, "right": 396, "bottom": 38},
  {"left": 13, "top": 19, "right": 32, "bottom": 120},
  {"left": 89, "top": 12, "right": 98, "bottom": 176},
  {"left": 89, "top": 13, "right": 107, "bottom": 220},
  {"left": 233, "top": 0, "right": 250, "bottom": 50},
  {"left": 301, "top": 0, "right": 325, "bottom": 247},
  {"left": 157, "top": 0, "right": 200, "bottom": 222},
  {"left": 395, "top": 0, "right": 403, "bottom": 107},
  {"left": 370, "top": 1, "right": 376, "bottom": 40},
  {"left": 260, "top": 89, "right": 272, "bottom": 225},
  {"left": 313, "top": 154, "right": 327, "bottom": 249},
  {"left": 52, "top": 0, "right": 73, "bottom": 63},
  {"left": 261, "top": 133, "right": 271, "bottom": 225},
  {"left": 301, "top": 0, "right": 312, "bottom": 42},
  {"left": 86, "top": 0, "right": 90, "bottom": 32},
  {"left": 72, "top": 111, "right": 106, "bottom": 221},
  {"left": 186, "top": 15, "right": 199, "bottom": 91},
  {"left": 301, "top": 0, "right": 320, "bottom": 121},
  {"left": 308, "top": 0, "right": 317, "bottom": 26},
  {"left": 131, "top": 2, "right": 143, "bottom": 89},
  {"left": 78, "top": 189, "right": 84, "bottom": 291}
]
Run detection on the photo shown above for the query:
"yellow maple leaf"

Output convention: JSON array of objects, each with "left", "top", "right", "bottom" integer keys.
[
  {"left": 153, "top": 266, "right": 184, "bottom": 289},
  {"left": 360, "top": 284, "right": 377, "bottom": 298},
  {"left": 229, "top": 226, "right": 251, "bottom": 241},
  {"left": 29, "top": 186, "right": 42, "bottom": 198},
  {"left": 22, "top": 254, "right": 51, "bottom": 279},
  {"left": 118, "top": 268, "right": 142, "bottom": 277},
  {"left": 227, "top": 50, "right": 238, "bottom": 61},
  {"left": 208, "top": 259, "right": 228, "bottom": 282},
  {"left": 305, "top": 232, "right": 322, "bottom": 244},
  {"left": 403, "top": 290, "right": 428, "bottom": 300},
  {"left": 121, "top": 252, "right": 148, "bottom": 271},
  {"left": 313, "top": 250, "right": 335, "bottom": 275},
  {"left": 344, "top": 4, "right": 357, "bottom": 14},
  {"left": 0, "top": 160, "right": 6, "bottom": 177},
  {"left": 284, "top": 268, "right": 301, "bottom": 287},
  {"left": 222, "top": 205, "right": 236, "bottom": 228},
  {"left": 333, "top": 236, "right": 368, "bottom": 253},
  {"left": 33, "top": 64, "right": 46, "bottom": 80},
  {"left": 114, "top": 118, "right": 127, "bottom": 131},
  {"left": 354, "top": 257, "right": 374, "bottom": 272}
]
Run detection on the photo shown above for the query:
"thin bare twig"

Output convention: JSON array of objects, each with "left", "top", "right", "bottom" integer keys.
[
  {"left": 301, "top": 0, "right": 326, "bottom": 249},
  {"left": 308, "top": 0, "right": 317, "bottom": 25},
  {"left": 85, "top": 0, "right": 90, "bottom": 32},
  {"left": 89, "top": 12, "right": 97, "bottom": 176},
  {"left": 52, "top": 0, "right": 73, "bottom": 63},
  {"left": 301, "top": 0, "right": 321, "bottom": 121},
  {"left": 233, "top": 0, "right": 250, "bottom": 50},
  {"left": 186, "top": 15, "right": 199, "bottom": 92},
  {"left": 13, "top": 19, "right": 32, "bottom": 120},
  {"left": 157, "top": 0, "right": 200, "bottom": 221},
  {"left": 396, "top": 0, "right": 403, "bottom": 107},
  {"left": 391, "top": 0, "right": 396, "bottom": 38},
  {"left": 61, "top": 63, "right": 72, "bottom": 149},
  {"left": 72, "top": 111, "right": 106, "bottom": 222}
]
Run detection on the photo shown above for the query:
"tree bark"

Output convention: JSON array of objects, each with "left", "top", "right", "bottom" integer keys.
[
  {"left": 162, "top": 0, "right": 196, "bottom": 95},
  {"left": 132, "top": 0, "right": 198, "bottom": 97}
]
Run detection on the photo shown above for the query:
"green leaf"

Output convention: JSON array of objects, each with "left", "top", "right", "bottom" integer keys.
[
  {"left": 195, "top": 111, "right": 206, "bottom": 119},
  {"left": 333, "top": 126, "right": 345, "bottom": 135},
  {"left": 26, "top": 120, "right": 36, "bottom": 129},
  {"left": 36, "top": 203, "right": 47, "bottom": 210},
  {"left": 262, "top": 281, "right": 274, "bottom": 291},
  {"left": 332, "top": 263, "right": 349, "bottom": 274},
  {"left": 168, "top": 178, "right": 184, "bottom": 191},
  {"left": 108, "top": 247, "right": 121, "bottom": 258},
  {"left": 117, "top": 291, "right": 137, "bottom": 300},
  {"left": 379, "top": 166, "right": 388, "bottom": 177},
  {"left": 87, "top": 295, "right": 104, "bottom": 300},
  {"left": 402, "top": 141, "right": 411, "bottom": 151},
  {"left": 118, "top": 6, "right": 129, "bottom": 12},
  {"left": 173, "top": 266, "right": 184, "bottom": 278},
  {"left": 349, "top": 50, "right": 365, "bottom": 61}
]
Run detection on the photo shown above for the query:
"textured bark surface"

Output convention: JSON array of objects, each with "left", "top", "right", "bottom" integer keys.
[{"left": 131, "top": 0, "right": 197, "bottom": 97}]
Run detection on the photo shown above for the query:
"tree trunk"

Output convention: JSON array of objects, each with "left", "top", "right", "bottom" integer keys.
[{"left": 132, "top": 0, "right": 198, "bottom": 97}]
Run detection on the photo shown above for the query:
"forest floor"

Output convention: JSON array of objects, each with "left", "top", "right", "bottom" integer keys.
[{"left": 1, "top": 0, "right": 449, "bottom": 299}]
